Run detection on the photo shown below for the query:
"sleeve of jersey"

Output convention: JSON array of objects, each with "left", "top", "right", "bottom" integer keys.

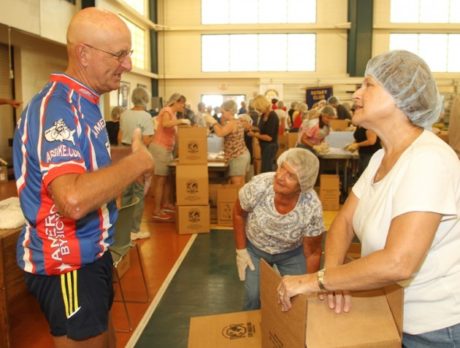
[
  {"left": 39, "top": 99, "right": 87, "bottom": 188},
  {"left": 392, "top": 147, "right": 458, "bottom": 219}
]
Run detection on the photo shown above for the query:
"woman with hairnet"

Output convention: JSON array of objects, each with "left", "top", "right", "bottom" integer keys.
[
  {"left": 278, "top": 50, "right": 460, "bottom": 346},
  {"left": 233, "top": 148, "right": 325, "bottom": 310}
]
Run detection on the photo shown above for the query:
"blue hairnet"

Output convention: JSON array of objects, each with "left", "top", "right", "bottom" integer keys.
[{"left": 365, "top": 50, "right": 442, "bottom": 128}]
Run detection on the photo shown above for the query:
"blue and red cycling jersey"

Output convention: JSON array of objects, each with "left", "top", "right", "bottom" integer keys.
[{"left": 13, "top": 73, "right": 118, "bottom": 275}]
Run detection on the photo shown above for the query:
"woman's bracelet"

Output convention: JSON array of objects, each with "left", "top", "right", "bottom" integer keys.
[{"left": 317, "top": 268, "right": 327, "bottom": 291}]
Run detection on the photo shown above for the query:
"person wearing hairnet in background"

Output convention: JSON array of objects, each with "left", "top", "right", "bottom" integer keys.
[
  {"left": 278, "top": 50, "right": 460, "bottom": 347},
  {"left": 233, "top": 148, "right": 325, "bottom": 310}
]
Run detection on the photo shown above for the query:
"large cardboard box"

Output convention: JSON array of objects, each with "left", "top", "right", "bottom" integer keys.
[
  {"left": 330, "top": 119, "right": 350, "bottom": 131},
  {"left": 320, "top": 174, "right": 340, "bottom": 190},
  {"left": 188, "top": 310, "right": 261, "bottom": 348},
  {"left": 176, "top": 164, "right": 209, "bottom": 206},
  {"left": 217, "top": 185, "right": 242, "bottom": 226},
  {"left": 320, "top": 174, "right": 340, "bottom": 211},
  {"left": 209, "top": 183, "right": 223, "bottom": 207},
  {"left": 260, "top": 260, "right": 402, "bottom": 347},
  {"left": 320, "top": 190, "right": 340, "bottom": 211},
  {"left": 189, "top": 261, "right": 403, "bottom": 348},
  {"left": 176, "top": 205, "right": 210, "bottom": 235},
  {"left": 287, "top": 132, "right": 298, "bottom": 148},
  {"left": 177, "top": 127, "right": 208, "bottom": 164}
]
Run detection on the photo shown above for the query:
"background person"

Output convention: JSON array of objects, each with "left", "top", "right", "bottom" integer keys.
[
  {"left": 106, "top": 106, "right": 123, "bottom": 146},
  {"left": 233, "top": 148, "right": 324, "bottom": 310},
  {"left": 0, "top": 98, "right": 21, "bottom": 108},
  {"left": 149, "top": 93, "right": 190, "bottom": 222},
  {"left": 119, "top": 87, "right": 155, "bottom": 240},
  {"left": 248, "top": 95, "right": 279, "bottom": 173},
  {"left": 327, "top": 95, "right": 352, "bottom": 120},
  {"left": 277, "top": 50, "right": 460, "bottom": 347},
  {"left": 346, "top": 126, "right": 381, "bottom": 178},
  {"left": 205, "top": 100, "right": 250, "bottom": 186},
  {"left": 297, "top": 105, "right": 336, "bottom": 152},
  {"left": 12, "top": 8, "right": 154, "bottom": 348}
]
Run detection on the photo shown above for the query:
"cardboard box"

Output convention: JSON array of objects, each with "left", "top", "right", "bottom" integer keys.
[
  {"left": 330, "top": 119, "right": 350, "bottom": 131},
  {"left": 177, "top": 127, "right": 208, "bottom": 164},
  {"left": 189, "top": 260, "right": 402, "bottom": 347},
  {"left": 217, "top": 185, "right": 241, "bottom": 226},
  {"left": 209, "top": 184, "right": 222, "bottom": 207},
  {"left": 320, "top": 174, "right": 340, "bottom": 191},
  {"left": 260, "top": 260, "right": 402, "bottom": 348},
  {"left": 176, "top": 164, "right": 209, "bottom": 205},
  {"left": 176, "top": 205, "right": 210, "bottom": 235},
  {"left": 188, "top": 310, "right": 261, "bottom": 348},
  {"left": 287, "top": 132, "right": 298, "bottom": 148},
  {"left": 320, "top": 190, "right": 340, "bottom": 211}
]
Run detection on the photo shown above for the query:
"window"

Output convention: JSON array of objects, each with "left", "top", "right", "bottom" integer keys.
[
  {"left": 202, "top": 34, "right": 315, "bottom": 72},
  {"left": 390, "top": 34, "right": 460, "bottom": 72},
  {"left": 201, "top": 0, "right": 316, "bottom": 24},
  {"left": 121, "top": 17, "right": 146, "bottom": 70},
  {"left": 391, "top": 0, "right": 460, "bottom": 23},
  {"left": 123, "top": 0, "right": 146, "bottom": 16}
]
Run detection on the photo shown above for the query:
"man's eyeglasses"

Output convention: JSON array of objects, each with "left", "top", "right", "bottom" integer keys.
[{"left": 83, "top": 43, "right": 133, "bottom": 62}]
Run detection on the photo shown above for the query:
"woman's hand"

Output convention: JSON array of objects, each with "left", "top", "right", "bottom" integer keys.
[
  {"left": 319, "top": 290, "right": 352, "bottom": 314},
  {"left": 277, "top": 273, "right": 315, "bottom": 311}
]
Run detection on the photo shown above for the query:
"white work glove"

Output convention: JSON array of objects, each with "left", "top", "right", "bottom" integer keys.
[
  {"left": 204, "top": 114, "right": 218, "bottom": 127},
  {"left": 236, "top": 248, "right": 255, "bottom": 281}
]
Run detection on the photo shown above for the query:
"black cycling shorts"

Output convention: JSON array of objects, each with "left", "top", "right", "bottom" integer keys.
[{"left": 24, "top": 251, "right": 114, "bottom": 340}]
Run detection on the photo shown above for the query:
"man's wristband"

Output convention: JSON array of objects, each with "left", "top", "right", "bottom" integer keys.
[{"left": 317, "top": 268, "right": 327, "bottom": 291}]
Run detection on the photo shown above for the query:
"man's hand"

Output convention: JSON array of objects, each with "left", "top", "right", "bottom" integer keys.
[
  {"left": 131, "top": 128, "right": 154, "bottom": 182},
  {"left": 235, "top": 248, "right": 255, "bottom": 281}
]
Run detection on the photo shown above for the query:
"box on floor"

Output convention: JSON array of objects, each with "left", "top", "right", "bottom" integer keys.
[
  {"left": 189, "top": 260, "right": 402, "bottom": 348},
  {"left": 217, "top": 185, "right": 242, "bottom": 226},
  {"left": 176, "top": 205, "right": 210, "bottom": 235}
]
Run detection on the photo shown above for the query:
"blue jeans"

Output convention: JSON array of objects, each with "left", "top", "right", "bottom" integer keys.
[
  {"left": 243, "top": 241, "right": 306, "bottom": 310},
  {"left": 403, "top": 322, "right": 460, "bottom": 347}
]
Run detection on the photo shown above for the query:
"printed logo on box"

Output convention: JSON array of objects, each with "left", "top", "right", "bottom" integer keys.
[
  {"left": 187, "top": 142, "right": 200, "bottom": 153},
  {"left": 186, "top": 181, "right": 199, "bottom": 194},
  {"left": 221, "top": 322, "right": 256, "bottom": 340},
  {"left": 188, "top": 209, "right": 201, "bottom": 223}
]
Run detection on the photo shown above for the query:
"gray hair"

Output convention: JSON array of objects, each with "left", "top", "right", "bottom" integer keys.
[
  {"left": 221, "top": 100, "right": 238, "bottom": 114},
  {"left": 131, "top": 87, "right": 150, "bottom": 107}
]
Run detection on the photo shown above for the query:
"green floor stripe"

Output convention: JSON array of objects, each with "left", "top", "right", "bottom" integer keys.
[{"left": 136, "top": 230, "right": 245, "bottom": 348}]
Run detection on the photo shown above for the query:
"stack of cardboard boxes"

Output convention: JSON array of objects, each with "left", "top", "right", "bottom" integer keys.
[
  {"left": 175, "top": 127, "right": 210, "bottom": 234},
  {"left": 319, "top": 174, "right": 340, "bottom": 211}
]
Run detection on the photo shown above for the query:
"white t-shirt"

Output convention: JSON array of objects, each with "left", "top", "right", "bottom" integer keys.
[
  {"left": 119, "top": 109, "right": 154, "bottom": 145},
  {"left": 239, "top": 172, "right": 325, "bottom": 254},
  {"left": 352, "top": 130, "right": 460, "bottom": 334}
]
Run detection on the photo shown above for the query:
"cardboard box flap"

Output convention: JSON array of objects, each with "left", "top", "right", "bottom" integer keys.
[
  {"left": 384, "top": 284, "right": 404, "bottom": 338},
  {"left": 260, "top": 259, "right": 307, "bottom": 348}
]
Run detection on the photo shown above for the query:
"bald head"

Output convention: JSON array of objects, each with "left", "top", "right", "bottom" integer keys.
[
  {"left": 67, "top": 7, "right": 130, "bottom": 47},
  {"left": 65, "top": 8, "right": 132, "bottom": 94}
]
